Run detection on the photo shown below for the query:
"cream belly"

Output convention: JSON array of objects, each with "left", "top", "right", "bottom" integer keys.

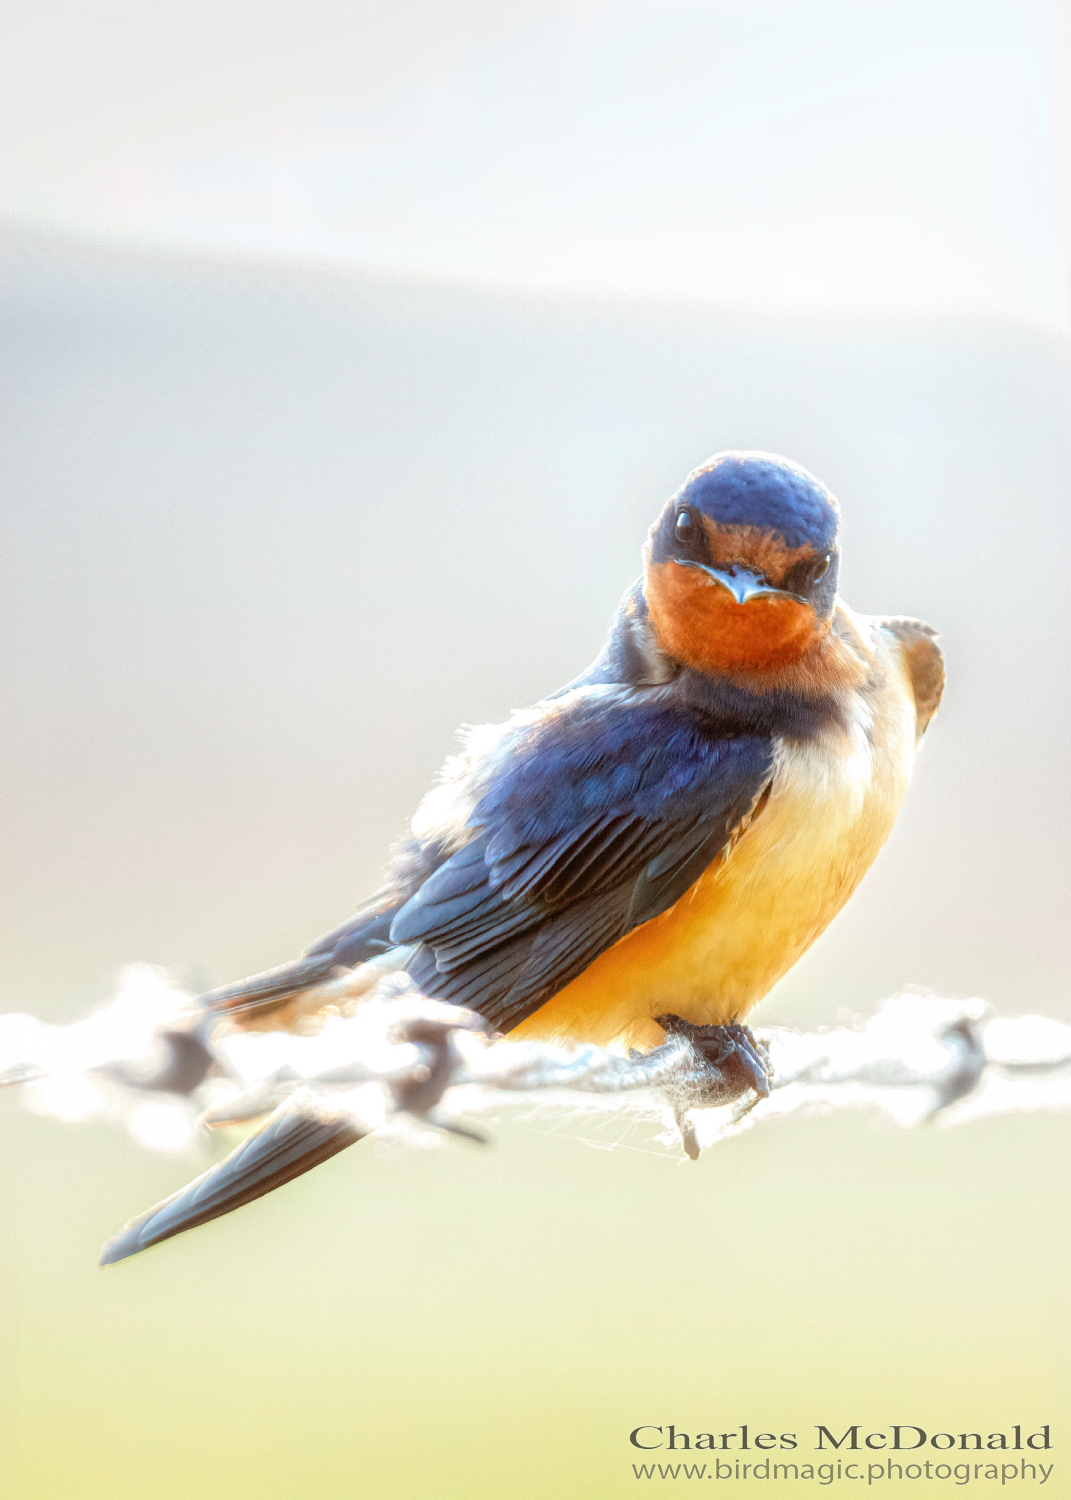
[{"left": 511, "top": 626, "right": 919, "bottom": 1051}]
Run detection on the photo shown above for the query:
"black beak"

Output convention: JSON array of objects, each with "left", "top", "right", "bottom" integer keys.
[{"left": 673, "top": 560, "right": 808, "bottom": 606}]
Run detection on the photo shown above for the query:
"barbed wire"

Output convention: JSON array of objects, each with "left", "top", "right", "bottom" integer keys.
[{"left": 3, "top": 967, "right": 1070, "bottom": 1166}]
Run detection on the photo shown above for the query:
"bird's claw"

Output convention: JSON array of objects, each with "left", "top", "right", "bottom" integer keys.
[
  {"left": 727, "top": 1025, "right": 772, "bottom": 1098},
  {"left": 655, "top": 1014, "right": 772, "bottom": 1104}
]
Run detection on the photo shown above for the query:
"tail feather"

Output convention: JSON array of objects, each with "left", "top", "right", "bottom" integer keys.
[
  {"left": 199, "top": 907, "right": 404, "bottom": 1021},
  {"left": 199, "top": 952, "right": 342, "bottom": 1017},
  {"left": 99, "top": 1101, "right": 365, "bottom": 1265},
  {"left": 198, "top": 839, "right": 449, "bottom": 1022}
]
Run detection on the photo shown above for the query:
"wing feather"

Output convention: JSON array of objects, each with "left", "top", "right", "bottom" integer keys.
[{"left": 393, "top": 697, "right": 773, "bottom": 1028}]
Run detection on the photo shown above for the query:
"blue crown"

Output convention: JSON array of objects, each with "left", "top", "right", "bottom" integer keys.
[{"left": 676, "top": 452, "right": 839, "bottom": 553}]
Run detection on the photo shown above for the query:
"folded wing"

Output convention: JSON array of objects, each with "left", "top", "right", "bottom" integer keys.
[
  {"left": 394, "top": 694, "right": 773, "bottom": 1030},
  {"left": 199, "top": 688, "right": 772, "bottom": 1037}
]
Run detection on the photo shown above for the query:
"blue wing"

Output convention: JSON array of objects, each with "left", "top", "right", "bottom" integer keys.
[
  {"left": 200, "top": 583, "right": 772, "bottom": 1029},
  {"left": 392, "top": 692, "right": 772, "bottom": 1030}
]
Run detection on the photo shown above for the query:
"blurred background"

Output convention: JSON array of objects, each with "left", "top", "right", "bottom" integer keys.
[{"left": 2, "top": 2, "right": 1070, "bottom": 1496}]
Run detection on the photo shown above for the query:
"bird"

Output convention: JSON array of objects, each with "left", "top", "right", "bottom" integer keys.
[{"left": 100, "top": 450, "right": 944, "bottom": 1264}]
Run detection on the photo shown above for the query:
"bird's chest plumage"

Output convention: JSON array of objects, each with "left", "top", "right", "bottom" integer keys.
[{"left": 512, "top": 637, "right": 918, "bottom": 1050}]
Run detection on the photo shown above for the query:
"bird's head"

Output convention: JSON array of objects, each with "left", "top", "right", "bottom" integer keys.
[{"left": 643, "top": 451, "right": 841, "bottom": 675}]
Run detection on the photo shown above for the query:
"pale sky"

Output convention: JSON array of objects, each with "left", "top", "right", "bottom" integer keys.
[{"left": 4, "top": 0, "right": 1069, "bottom": 324}]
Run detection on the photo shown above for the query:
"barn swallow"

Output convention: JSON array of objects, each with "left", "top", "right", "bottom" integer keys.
[{"left": 100, "top": 451, "right": 944, "bottom": 1263}]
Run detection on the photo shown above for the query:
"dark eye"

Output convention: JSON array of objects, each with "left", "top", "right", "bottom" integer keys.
[
  {"left": 813, "top": 554, "right": 831, "bottom": 581},
  {"left": 675, "top": 509, "right": 694, "bottom": 543}
]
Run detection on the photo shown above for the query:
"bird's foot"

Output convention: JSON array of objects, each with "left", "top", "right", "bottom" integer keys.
[
  {"left": 655, "top": 1015, "right": 771, "bottom": 1158},
  {"left": 655, "top": 1014, "right": 772, "bottom": 1110}
]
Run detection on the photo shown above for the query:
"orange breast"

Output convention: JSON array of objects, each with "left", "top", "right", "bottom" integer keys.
[{"left": 644, "top": 561, "right": 822, "bottom": 673}]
